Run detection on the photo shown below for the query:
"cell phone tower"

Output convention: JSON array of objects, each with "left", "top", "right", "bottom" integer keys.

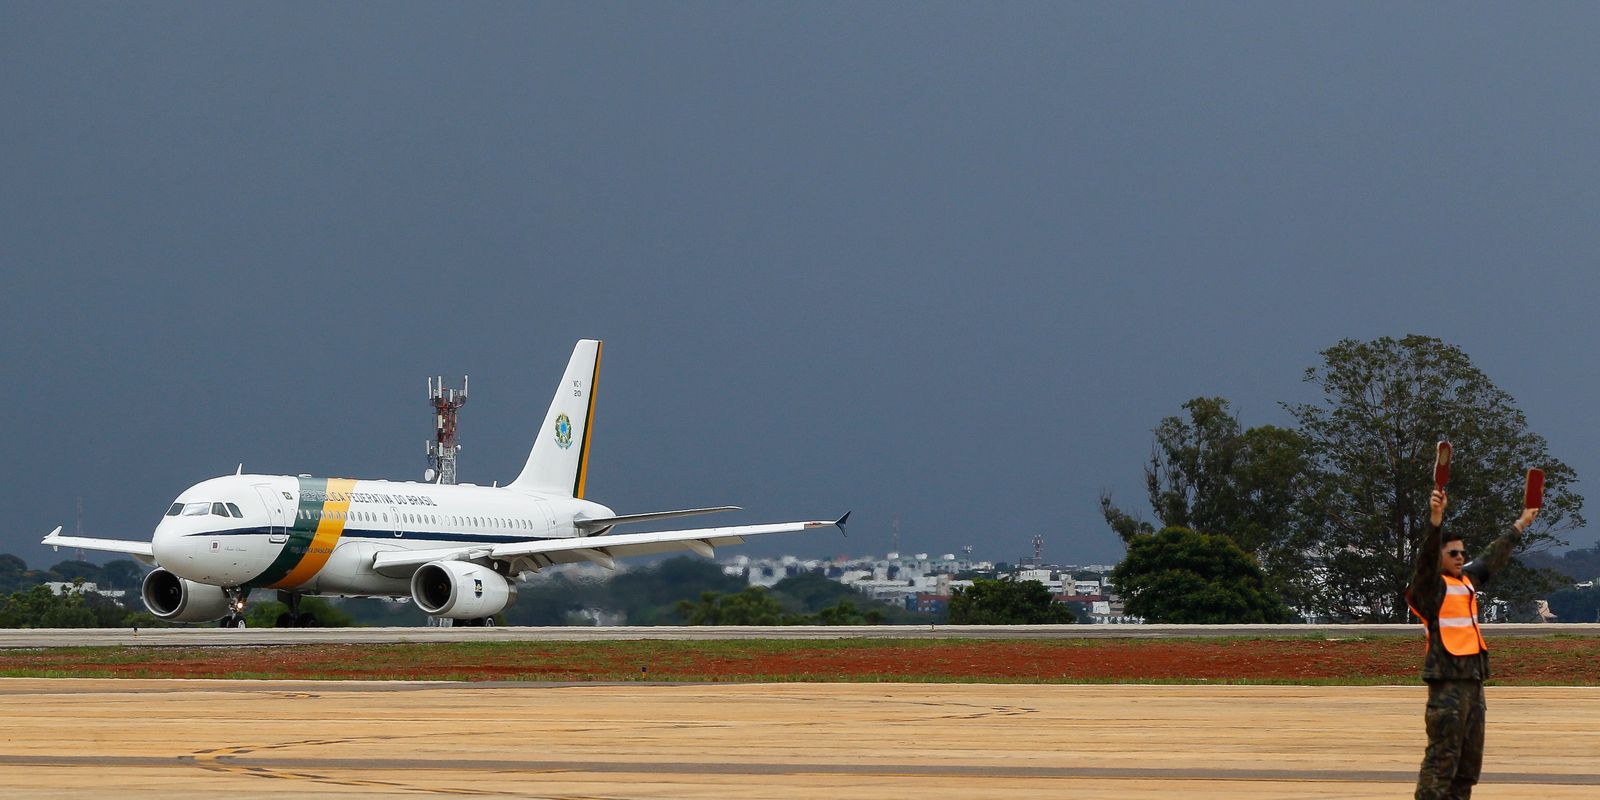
[
  {"left": 426, "top": 376, "right": 468, "bottom": 484},
  {"left": 1031, "top": 534, "right": 1044, "bottom": 567}
]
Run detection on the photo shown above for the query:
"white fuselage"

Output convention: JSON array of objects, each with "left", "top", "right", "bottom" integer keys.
[{"left": 152, "top": 474, "right": 614, "bottom": 596}]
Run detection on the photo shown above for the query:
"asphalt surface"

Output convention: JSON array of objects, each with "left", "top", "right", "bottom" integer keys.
[{"left": 2, "top": 680, "right": 1596, "bottom": 799}]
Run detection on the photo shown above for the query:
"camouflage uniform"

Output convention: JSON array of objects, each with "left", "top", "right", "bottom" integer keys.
[{"left": 1406, "top": 519, "right": 1521, "bottom": 800}]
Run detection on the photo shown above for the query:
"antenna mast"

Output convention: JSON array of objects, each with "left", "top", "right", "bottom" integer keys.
[
  {"left": 1031, "top": 533, "right": 1044, "bottom": 567},
  {"left": 75, "top": 496, "right": 85, "bottom": 562},
  {"left": 426, "top": 376, "right": 468, "bottom": 484}
]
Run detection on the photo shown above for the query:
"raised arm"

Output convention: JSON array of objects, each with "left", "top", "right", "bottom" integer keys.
[
  {"left": 1407, "top": 490, "right": 1447, "bottom": 606},
  {"left": 1465, "top": 506, "right": 1536, "bottom": 586}
]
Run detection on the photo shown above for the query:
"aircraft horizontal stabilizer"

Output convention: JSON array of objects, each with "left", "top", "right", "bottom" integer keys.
[
  {"left": 41, "top": 527, "right": 157, "bottom": 565},
  {"left": 574, "top": 506, "right": 741, "bottom": 533}
]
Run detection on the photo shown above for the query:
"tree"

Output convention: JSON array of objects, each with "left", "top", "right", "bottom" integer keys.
[
  {"left": 1544, "top": 583, "right": 1600, "bottom": 624},
  {"left": 0, "top": 555, "right": 27, "bottom": 594},
  {"left": 49, "top": 560, "right": 102, "bottom": 584},
  {"left": 504, "top": 571, "right": 611, "bottom": 626},
  {"left": 813, "top": 600, "right": 887, "bottom": 625},
  {"left": 244, "top": 597, "right": 356, "bottom": 628},
  {"left": 1288, "top": 335, "right": 1583, "bottom": 621},
  {"left": 947, "top": 578, "right": 1074, "bottom": 624},
  {"left": 609, "top": 558, "right": 747, "bottom": 625},
  {"left": 0, "top": 585, "right": 98, "bottom": 628},
  {"left": 1102, "top": 397, "right": 1313, "bottom": 608},
  {"left": 98, "top": 560, "right": 148, "bottom": 591},
  {"left": 769, "top": 571, "right": 861, "bottom": 611},
  {"left": 1111, "top": 527, "right": 1295, "bottom": 623},
  {"left": 675, "top": 586, "right": 796, "bottom": 625},
  {"left": 1522, "top": 543, "right": 1600, "bottom": 583}
]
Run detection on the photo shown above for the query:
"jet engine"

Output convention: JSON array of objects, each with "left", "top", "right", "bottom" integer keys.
[
  {"left": 410, "top": 561, "right": 516, "bottom": 620},
  {"left": 141, "top": 568, "right": 232, "bottom": 622}
]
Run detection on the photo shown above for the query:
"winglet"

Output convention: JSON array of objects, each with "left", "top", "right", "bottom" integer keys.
[{"left": 834, "top": 511, "right": 851, "bottom": 537}]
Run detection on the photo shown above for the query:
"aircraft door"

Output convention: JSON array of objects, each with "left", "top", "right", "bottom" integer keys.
[
  {"left": 532, "top": 498, "right": 556, "bottom": 533},
  {"left": 254, "top": 484, "right": 289, "bottom": 544},
  {"left": 389, "top": 506, "right": 403, "bottom": 538}
]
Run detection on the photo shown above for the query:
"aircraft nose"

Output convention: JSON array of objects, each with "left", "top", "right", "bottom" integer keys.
[{"left": 151, "top": 520, "right": 184, "bottom": 566}]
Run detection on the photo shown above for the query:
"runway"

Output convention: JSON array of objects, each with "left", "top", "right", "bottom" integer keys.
[
  {"left": 1, "top": 679, "right": 1596, "bottom": 798},
  {"left": 2, "top": 622, "right": 1597, "bottom": 648}
]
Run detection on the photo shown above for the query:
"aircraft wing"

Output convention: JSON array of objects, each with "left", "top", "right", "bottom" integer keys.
[
  {"left": 372, "top": 514, "right": 848, "bottom": 574},
  {"left": 41, "top": 527, "right": 157, "bottom": 565},
  {"left": 572, "top": 505, "right": 740, "bottom": 533}
]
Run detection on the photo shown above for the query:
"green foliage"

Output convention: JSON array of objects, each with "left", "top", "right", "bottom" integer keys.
[
  {"left": 947, "top": 578, "right": 1074, "bottom": 624},
  {"left": 1108, "top": 337, "right": 1586, "bottom": 623},
  {"left": 48, "top": 560, "right": 102, "bottom": 583},
  {"left": 1098, "top": 496, "right": 1154, "bottom": 541},
  {"left": 765, "top": 571, "right": 922, "bottom": 623},
  {"left": 1545, "top": 582, "right": 1600, "bottom": 623},
  {"left": 768, "top": 571, "right": 858, "bottom": 611},
  {"left": 504, "top": 557, "right": 748, "bottom": 626},
  {"left": 331, "top": 596, "right": 429, "bottom": 626},
  {"left": 1523, "top": 543, "right": 1600, "bottom": 583},
  {"left": 674, "top": 579, "right": 901, "bottom": 626},
  {"left": 676, "top": 587, "right": 797, "bottom": 625},
  {"left": 502, "top": 572, "right": 605, "bottom": 625},
  {"left": 0, "top": 585, "right": 105, "bottom": 628},
  {"left": 0, "top": 555, "right": 29, "bottom": 594},
  {"left": 244, "top": 597, "right": 357, "bottom": 628},
  {"left": 813, "top": 600, "right": 887, "bottom": 625},
  {"left": 1289, "top": 335, "right": 1583, "bottom": 621},
  {"left": 614, "top": 558, "right": 749, "bottom": 624},
  {"left": 0, "top": 557, "right": 149, "bottom": 596},
  {"left": 96, "top": 560, "right": 148, "bottom": 590},
  {"left": 1103, "top": 397, "right": 1312, "bottom": 610},
  {"left": 1111, "top": 527, "right": 1296, "bottom": 624}
]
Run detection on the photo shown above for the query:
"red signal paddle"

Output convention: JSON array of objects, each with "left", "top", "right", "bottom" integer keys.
[
  {"left": 1433, "top": 441, "right": 1452, "bottom": 491},
  {"left": 1525, "top": 468, "right": 1545, "bottom": 510}
]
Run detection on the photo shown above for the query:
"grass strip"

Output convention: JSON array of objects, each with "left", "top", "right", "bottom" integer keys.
[{"left": 0, "top": 636, "right": 1595, "bottom": 685}]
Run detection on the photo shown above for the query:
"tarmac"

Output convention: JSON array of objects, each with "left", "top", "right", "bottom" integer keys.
[{"left": 0, "top": 678, "right": 1596, "bottom": 798}]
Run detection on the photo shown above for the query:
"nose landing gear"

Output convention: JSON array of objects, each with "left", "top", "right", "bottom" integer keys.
[{"left": 219, "top": 587, "right": 250, "bottom": 628}]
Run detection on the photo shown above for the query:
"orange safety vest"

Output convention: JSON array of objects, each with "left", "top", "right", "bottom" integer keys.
[{"left": 1409, "top": 574, "right": 1487, "bottom": 656}]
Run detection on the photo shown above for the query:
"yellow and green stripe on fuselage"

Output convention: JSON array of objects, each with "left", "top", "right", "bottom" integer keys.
[{"left": 244, "top": 476, "right": 356, "bottom": 590}]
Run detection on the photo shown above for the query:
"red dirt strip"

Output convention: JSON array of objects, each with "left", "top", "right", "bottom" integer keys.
[{"left": 1, "top": 637, "right": 1595, "bottom": 683}]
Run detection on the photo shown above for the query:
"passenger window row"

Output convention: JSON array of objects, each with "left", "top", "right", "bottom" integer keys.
[
  {"left": 166, "top": 501, "right": 542, "bottom": 532},
  {"left": 287, "top": 511, "right": 541, "bottom": 531}
]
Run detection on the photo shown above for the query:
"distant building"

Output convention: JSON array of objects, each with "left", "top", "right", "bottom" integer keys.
[
  {"left": 909, "top": 593, "right": 948, "bottom": 615},
  {"left": 43, "top": 581, "right": 126, "bottom": 601},
  {"left": 718, "top": 547, "right": 1129, "bottom": 619}
]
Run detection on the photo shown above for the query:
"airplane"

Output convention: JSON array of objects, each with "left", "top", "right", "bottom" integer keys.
[{"left": 42, "top": 339, "right": 846, "bottom": 627}]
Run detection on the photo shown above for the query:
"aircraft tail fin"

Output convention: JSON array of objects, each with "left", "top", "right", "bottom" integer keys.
[{"left": 508, "top": 339, "right": 602, "bottom": 496}]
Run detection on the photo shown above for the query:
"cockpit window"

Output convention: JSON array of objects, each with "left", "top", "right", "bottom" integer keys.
[
  {"left": 225, "top": 502, "right": 243, "bottom": 518},
  {"left": 211, "top": 502, "right": 229, "bottom": 517},
  {"left": 166, "top": 503, "right": 184, "bottom": 517},
  {"left": 181, "top": 502, "right": 211, "bottom": 516}
]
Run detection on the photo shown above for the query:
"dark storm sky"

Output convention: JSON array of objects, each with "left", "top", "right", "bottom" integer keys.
[{"left": 4, "top": 3, "right": 1598, "bottom": 568}]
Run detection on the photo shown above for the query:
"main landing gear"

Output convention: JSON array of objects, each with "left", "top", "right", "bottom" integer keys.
[{"left": 272, "top": 591, "right": 319, "bottom": 628}]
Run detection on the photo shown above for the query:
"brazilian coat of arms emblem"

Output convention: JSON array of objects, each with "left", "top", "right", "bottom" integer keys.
[{"left": 554, "top": 413, "right": 574, "bottom": 450}]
